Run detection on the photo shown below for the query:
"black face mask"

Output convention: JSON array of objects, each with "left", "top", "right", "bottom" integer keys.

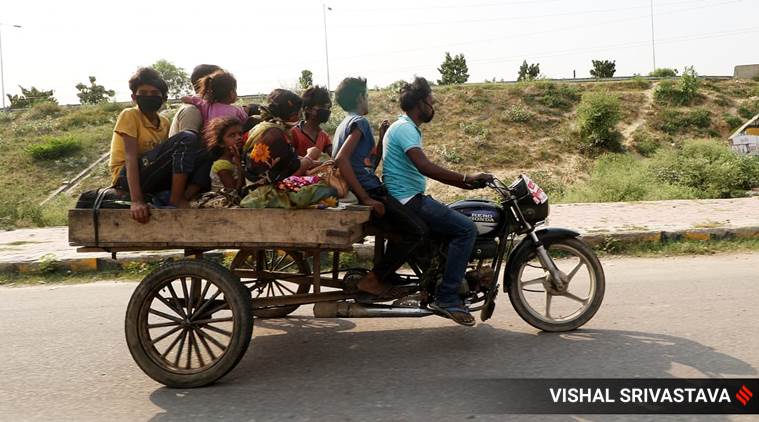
[
  {"left": 316, "top": 108, "right": 332, "bottom": 123},
  {"left": 135, "top": 95, "right": 163, "bottom": 113},
  {"left": 421, "top": 100, "right": 435, "bottom": 123}
]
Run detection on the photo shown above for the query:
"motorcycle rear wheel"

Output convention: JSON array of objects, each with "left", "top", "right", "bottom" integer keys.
[{"left": 507, "top": 237, "right": 605, "bottom": 332}]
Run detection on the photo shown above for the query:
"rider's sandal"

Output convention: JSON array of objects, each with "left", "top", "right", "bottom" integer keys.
[{"left": 428, "top": 302, "right": 476, "bottom": 327}]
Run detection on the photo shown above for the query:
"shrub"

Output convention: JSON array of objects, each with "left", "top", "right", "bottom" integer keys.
[
  {"left": 714, "top": 95, "right": 732, "bottom": 107},
  {"left": 632, "top": 129, "right": 661, "bottom": 157},
  {"left": 576, "top": 91, "right": 622, "bottom": 152},
  {"left": 0, "top": 112, "right": 13, "bottom": 123},
  {"left": 524, "top": 81, "right": 580, "bottom": 111},
  {"left": 654, "top": 67, "right": 700, "bottom": 106},
  {"left": 557, "top": 154, "right": 697, "bottom": 203},
  {"left": 737, "top": 99, "right": 759, "bottom": 120},
  {"left": 25, "top": 101, "right": 62, "bottom": 119},
  {"left": 649, "top": 68, "right": 678, "bottom": 77},
  {"left": 655, "top": 108, "right": 711, "bottom": 134},
  {"left": 502, "top": 104, "right": 534, "bottom": 123},
  {"left": 649, "top": 139, "right": 759, "bottom": 198},
  {"left": 57, "top": 105, "right": 119, "bottom": 130},
  {"left": 27, "top": 135, "right": 82, "bottom": 160},
  {"left": 628, "top": 76, "right": 652, "bottom": 90},
  {"left": 724, "top": 114, "right": 744, "bottom": 130}
]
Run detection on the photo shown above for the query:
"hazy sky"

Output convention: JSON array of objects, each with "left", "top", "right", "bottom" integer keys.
[{"left": 2, "top": 0, "right": 757, "bottom": 104}]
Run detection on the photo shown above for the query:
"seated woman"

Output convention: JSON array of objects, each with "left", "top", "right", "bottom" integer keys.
[
  {"left": 110, "top": 67, "right": 211, "bottom": 223},
  {"left": 243, "top": 89, "right": 318, "bottom": 188}
]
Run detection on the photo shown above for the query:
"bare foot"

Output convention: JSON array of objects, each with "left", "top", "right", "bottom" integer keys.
[
  {"left": 172, "top": 198, "right": 191, "bottom": 208},
  {"left": 356, "top": 271, "right": 384, "bottom": 295}
]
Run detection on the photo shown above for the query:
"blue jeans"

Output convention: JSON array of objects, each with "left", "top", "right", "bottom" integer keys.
[{"left": 405, "top": 195, "right": 477, "bottom": 306}]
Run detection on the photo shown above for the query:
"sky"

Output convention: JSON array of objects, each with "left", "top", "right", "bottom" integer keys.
[{"left": 1, "top": 0, "right": 758, "bottom": 105}]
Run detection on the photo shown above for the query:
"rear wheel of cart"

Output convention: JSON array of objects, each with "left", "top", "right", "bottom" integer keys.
[
  {"left": 230, "top": 249, "right": 312, "bottom": 318},
  {"left": 125, "top": 259, "right": 252, "bottom": 388}
]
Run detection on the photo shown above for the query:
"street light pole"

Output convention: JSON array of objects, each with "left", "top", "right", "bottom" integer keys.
[
  {"left": 650, "top": 0, "right": 656, "bottom": 71},
  {"left": 0, "top": 23, "right": 22, "bottom": 110},
  {"left": 322, "top": 4, "right": 331, "bottom": 92}
]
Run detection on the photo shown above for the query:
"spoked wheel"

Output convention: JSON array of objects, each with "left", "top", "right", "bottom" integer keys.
[
  {"left": 507, "top": 237, "right": 605, "bottom": 332},
  {"left": 230, "top": 249, "right": 311, "bottom": 318},
  {"left": 125, "top": 259, "right": 252, "bottom": 388}
]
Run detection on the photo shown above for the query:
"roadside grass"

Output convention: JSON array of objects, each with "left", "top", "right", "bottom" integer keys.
[{"left": 596, "top": 237, "right": 759, "bottom": 257}]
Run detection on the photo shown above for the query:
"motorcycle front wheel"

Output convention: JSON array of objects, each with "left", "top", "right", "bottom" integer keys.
[{"left": 506, "top": 236, "right": 605, "bottom": 332}]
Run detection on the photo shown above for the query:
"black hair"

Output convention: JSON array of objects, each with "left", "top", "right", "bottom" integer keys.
[
  {"left": 128, "top": 67, "right": 168, "bottom": 100},
  {"left": 197, "top": 70, "right": 238, "bottom": 103},
  {"left": 191, "top": 64, "right": 222, "bottom": 92},
  {"left": 301, "top": 85, "right": 331, "bottom": 109},
  {"left": 267, "top": 89, "right": 302, "bottom": 120},
  {"left": 334, "top": 77, "right": 367, "bottom": 111},
  {"left": 399, "top": 77, "right": 432, "bottom": 113}
]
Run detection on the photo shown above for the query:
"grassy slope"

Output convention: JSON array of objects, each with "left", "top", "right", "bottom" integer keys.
[{"left": 0, "top": 78, "right": 757, "bottom": 229}]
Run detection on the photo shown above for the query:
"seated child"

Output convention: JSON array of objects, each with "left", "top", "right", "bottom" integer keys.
[
  {"left": 290, "top": 85, "right": 333, "bottom": 158},
  {"left": 204, "top": 117, "right": 244, "bottom": 192},
  {"left": 181, "top": 70, "right": 248, "bottom": 130}
]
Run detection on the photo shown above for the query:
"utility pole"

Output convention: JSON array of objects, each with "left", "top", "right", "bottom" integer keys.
[
  {"left": 0, "top": 23, "right": 23, "bottom": 110},
  {"left": 650, "top": 0, "right": 657, "bottom": 71},
  {"left": 322, "top": 4, "right": 332, "bottom": 92}
]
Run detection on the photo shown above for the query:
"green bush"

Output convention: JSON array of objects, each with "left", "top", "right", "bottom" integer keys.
[
  {"left": 0, "top": 112, "right": 14, "bottom": 124},
  {"left": 524, "top": 81, "right": 580, "bottom": 111},
  {"left": 653, "top": 67, "right": 700, "bottom": 106},
  {"left": 25, "top": 101, "right": 62, "bottom": 119},
  {"left": 628, "top": 76, "right": 652, "bottom": 90},
  {"left": 632, "top": 129, "right": 661, "bottom": 157},
  {"left": 576, "top": 91, "right": 622, "bottom": 152},
  {"left": 502, "top": 104, "right": 534, "bottom": 123},
  {"left": 649, "top": 68, "right": 678, "bottom": 77},
  {"left": 557, "top": 154, "right": 697, "bottom": 203},
  {"left": 724, "top": 114, "right": 744, "bottom": 130},
  {"left": 27, "top": 135, "right": 82, "bottom": 160},
  {"left": 56, "top": 105, "right": 121, "bottom": 130},
  {"left": 737, "top": 99, "right": 759, "bottom": 120},
  {"left": 649, "top": 139, "right": 759, "bottom": 198},
  {"left": 655, "top": 108, "right": 711, "bottom": 134}
]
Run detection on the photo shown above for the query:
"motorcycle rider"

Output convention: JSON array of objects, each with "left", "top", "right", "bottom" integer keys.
[{"left": 382, "top": 76, "right": 493, "bottom": 326}]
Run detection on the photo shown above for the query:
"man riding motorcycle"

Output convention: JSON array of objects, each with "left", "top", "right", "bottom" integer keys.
[{"left": 382, "top": 76, "right": 493, "bottom": 326}]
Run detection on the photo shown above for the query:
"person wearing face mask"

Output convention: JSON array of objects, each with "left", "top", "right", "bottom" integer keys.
[
  {"left": 243, "top": 89, "right": 317, "bottom": 189},
  {"left": 333, "top": 77, "right": 429, "bottom": 303},
  {"left": 109, "top": 67, "right": 212, "bottom": 223},
  {"left": 290, "top": 85, "right": 333, "bottom": 159},
  {"left": 382, "top": 76, "right": 493, "bottom": 326}
]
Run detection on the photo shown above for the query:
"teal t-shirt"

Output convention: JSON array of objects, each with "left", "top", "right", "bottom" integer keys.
[{"left": 382, "top": 115, "right": 426, "bottom": 201}]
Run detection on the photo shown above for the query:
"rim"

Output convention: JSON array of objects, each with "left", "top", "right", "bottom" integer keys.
[
  {"left": 236, "top": 250, "right": 309, "bottom": 299},
  {"left": 138, "top": 275, "right": 234, "bottom": 374},
  {"left": 516, "top": 243, "right": 597, "bottom": 324}
]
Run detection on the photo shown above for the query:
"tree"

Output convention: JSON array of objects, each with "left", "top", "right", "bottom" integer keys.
[
  {"left": 590, "top": 60, "right": 616, "bottom": 78},
  {"left": 75, "top": 76, "right": 115, "bottom": 105},
  {"left": 437, "top": 52, "right": 469, "bottom": 85},
  {"left": 7, "top": 86, "right": 57, "bottom": 109},
  {"left": 298, "top": 70, "right": 313, "bottom": 90},
  {"left": 517, "top": 60, "right": 540, "bottom": 81},
  {"left": 151, "top": 59, "right": 192, "bottom": 98}
]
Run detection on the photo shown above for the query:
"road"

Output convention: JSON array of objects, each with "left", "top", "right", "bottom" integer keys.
[{"left": 1, "top": 253, "right": 758, "bottom": 421}]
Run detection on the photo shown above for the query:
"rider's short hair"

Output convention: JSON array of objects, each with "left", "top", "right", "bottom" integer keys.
[
  {"left": 302, "top": 85, "right": 331, "bottom": 109},
  {"left": 128, "top": 67, "right": 168, "bottom": 100},
  {"left": 399, "top": 77, "right": 432, "bottom": 113},
  {"left": 335, "top": 77, "right": 367, "bottom": 111}
]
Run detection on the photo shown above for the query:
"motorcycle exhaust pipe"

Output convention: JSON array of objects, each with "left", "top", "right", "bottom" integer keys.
[{"left": 313, "top": 301, "right": 434, "bottom": 318}]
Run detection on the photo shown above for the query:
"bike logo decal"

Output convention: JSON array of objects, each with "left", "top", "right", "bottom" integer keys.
[
  {"left": 470, "top": 211, "right": 496, "bottom": 223},
  {"left": 737, "top": 385, "right": 753, "bottom": 406}
]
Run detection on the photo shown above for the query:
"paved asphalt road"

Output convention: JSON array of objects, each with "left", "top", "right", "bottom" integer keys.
[{"left": 1, "top": 253, "right": 758, "bottom": 421}]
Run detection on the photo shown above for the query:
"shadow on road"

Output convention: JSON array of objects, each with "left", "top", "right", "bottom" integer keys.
[{"left": 147, "top": 317, "right": 756, "bottom": 421}]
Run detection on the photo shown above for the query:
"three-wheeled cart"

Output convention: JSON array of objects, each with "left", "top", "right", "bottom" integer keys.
[{"left": 69, "top": 206, "right": 377, "bottom": 388}]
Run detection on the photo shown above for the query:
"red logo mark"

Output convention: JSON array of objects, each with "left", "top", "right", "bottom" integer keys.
[{"left": 736, "top": 385, "right": 753, "bottom": 406}]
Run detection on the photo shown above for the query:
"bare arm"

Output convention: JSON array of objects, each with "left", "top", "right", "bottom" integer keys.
[
  {"left": 406, "top": 148, "right": 490, "bottom": 189},
  {"left": 335, "top": 128, "right": 385, "bottom": 215},
  {"left": 180, "top": 96, "right": 193, "bottom": 104},
  {"left": 121, "top": 134, "right": 150, "bottom": 223}
]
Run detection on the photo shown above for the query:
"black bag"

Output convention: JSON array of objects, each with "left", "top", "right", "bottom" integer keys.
[{"left": 75, "top": 188, "right": 131, "bottom": 209}]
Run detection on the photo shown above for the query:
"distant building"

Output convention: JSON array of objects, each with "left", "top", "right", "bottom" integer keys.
[
  {"left": 734, "top": 64, "right": 759, "bottom": 79},
  {"left": 729, "top": 114, "right": 759, "bottom": 155}
]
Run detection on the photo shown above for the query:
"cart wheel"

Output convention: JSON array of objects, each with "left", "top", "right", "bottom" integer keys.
[
  {"left": 230, "top": 249, "right": 311, "bottom": 318},
  {"left": 125, "top": 259, "right": 252, "bottom": 388}
]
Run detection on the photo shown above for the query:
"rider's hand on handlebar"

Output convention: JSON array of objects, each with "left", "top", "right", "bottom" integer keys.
[
  {"left": 363, "top": 198, "right": 386, "bottom": 217},
  {"left": 463, "top": 173, "right": 494, "bottom": 189}
]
